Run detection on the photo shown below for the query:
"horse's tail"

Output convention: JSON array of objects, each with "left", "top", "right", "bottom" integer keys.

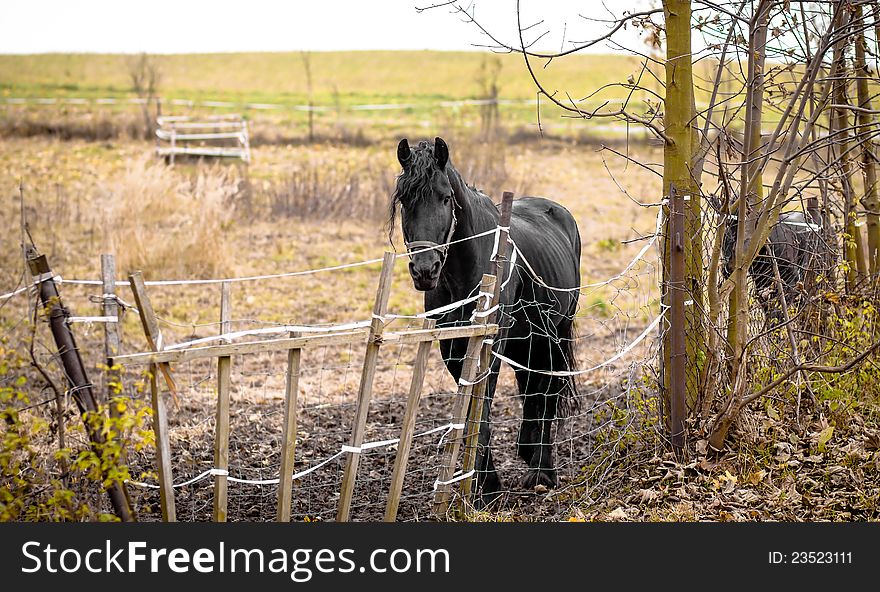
[
  {"left": 557, "top": 306, "right": 580, "bottom": 419},
  {"left": 561, "top": 218, "right": 581, "bottom": 419}
]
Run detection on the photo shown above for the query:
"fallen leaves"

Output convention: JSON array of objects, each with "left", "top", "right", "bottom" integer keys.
[
  {"left": 817, "top": 425, "right": 834, "bottom": 453},
  {"left": 574, "top": 410, "right": 879, "bottom": 523}
]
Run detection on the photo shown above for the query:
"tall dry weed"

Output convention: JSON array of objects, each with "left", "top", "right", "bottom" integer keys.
[
  {"left": 266, "top": 157, "right": 392, "bottom": 221},
  {"left": 98, "top": 158, "right": 239, "bottom": 279}
]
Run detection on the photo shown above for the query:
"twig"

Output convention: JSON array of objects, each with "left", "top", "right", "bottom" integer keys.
[{"left": 741, "top": 337, "right": 880, "bottom": 409}]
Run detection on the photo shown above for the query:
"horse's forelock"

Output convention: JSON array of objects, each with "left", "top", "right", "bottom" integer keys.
[{"left": 387, "top": 142, "right": 441, "bottom": 243}]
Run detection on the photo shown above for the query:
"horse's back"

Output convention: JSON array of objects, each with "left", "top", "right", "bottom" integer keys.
[
  {"left": 503, "top": 197, "right": 581, "bottom": 329},
  {"left": 509, "top": 196, "right": 581, "bottom": 284}
]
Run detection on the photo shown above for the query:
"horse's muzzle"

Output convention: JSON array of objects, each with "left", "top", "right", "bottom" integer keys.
[{"left": 409, "top": 259, "right": 441, "bottom": 291}]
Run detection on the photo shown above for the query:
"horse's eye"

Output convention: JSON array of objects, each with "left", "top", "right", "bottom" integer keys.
[{"left": 443, "top": 194, "right": 451, "bottom": 203}]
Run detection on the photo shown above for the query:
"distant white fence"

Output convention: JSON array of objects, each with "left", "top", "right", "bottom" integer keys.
[
  {"left": 155, "top": 114, "right": 251, "bottom": 164},
  {"left": 3, "top": 95, "right": 530, "bottom": 112}
]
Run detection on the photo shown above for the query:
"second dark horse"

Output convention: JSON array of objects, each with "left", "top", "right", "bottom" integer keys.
[
  {"left": 721, "top": 210, "right": 823, "bottom": 324},
  {"left": 390, "top": 137, "right": 581, "bottom": 502}
]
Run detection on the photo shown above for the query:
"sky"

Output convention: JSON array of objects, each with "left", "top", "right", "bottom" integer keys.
[{"left": 1, "top": 0, "right": 650, "bottom": 54}]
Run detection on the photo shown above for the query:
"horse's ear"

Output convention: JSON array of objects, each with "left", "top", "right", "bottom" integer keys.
[
  {"left": 397, "top": 138, "right": 411, "bottom": 168},
  {"left": 434, "top": 137, "right": 449, "bottom": 171}
]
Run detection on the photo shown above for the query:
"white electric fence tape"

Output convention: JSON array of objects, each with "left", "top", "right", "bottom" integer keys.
[
  {"left": 1, "top": 228, "right": 500, "bottom": 301},
  {"left": 491, "top": 306, "right": 668, "bottom": 377},
  {"left": 127, "top": 421, "right": 467, "bottom": 490}
]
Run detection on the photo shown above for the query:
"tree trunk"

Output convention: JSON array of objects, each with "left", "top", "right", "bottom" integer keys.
[
  {"left": 727, "top": 0, "right": 772, "bottom": 398},
  {"left": 858, "top": 3, "right": 880, "bottom": 276},
  {"left": 831, "top": 9, "right": 867, "bottom": 290},
  {"left": 662, "top": 0, "right": 704, "bottom": 433}
]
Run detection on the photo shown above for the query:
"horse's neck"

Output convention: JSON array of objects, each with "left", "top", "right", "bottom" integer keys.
[{"left": 440, "top": 166, "right": 499, "bottom": 299}]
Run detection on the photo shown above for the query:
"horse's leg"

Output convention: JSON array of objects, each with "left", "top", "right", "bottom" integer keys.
[
  {"left": 519, "top": 375, "right": 563, "bottom": 489},
  {"left": 508, "top": 333, "right": 568, "bottom": 490},
  {"left": 439, "top": 335, "right": 467, "bottom": 382},
  {"left": 515, "top": 306, "right": 579, "bottom": 490},
  {"left": 440, "top": 334, "right": 505, "bottom": 504},
  {"left": 513, "top": 365, "right": 540, "bottom": 464}
]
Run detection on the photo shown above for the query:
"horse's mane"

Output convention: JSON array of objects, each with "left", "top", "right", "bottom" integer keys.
[{"left": 387, "top": 140, "right": 483, "bottom": 243}]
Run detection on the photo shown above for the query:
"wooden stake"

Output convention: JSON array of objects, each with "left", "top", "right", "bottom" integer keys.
[
  {"left": 336, "top": 252, "right": 396, "bottom": 522},
  {"left": 384, "top": 317, "right": 437, "bottom": 522},
  {"left": 669, "top": 189, "right": 686, "bottom": 453},
  {"left": 128, "top": 271, "right": 179, "bottom": 402},
  {"left": 458, "top": 293, "right": 495, "bottom": 503},
  {"left": 101, "top": 254, "right": 121, "bottom": 406},
  {"left": 102, "top": 254, "right": 134, "bottom": 518},
  {"left": 433, "top": 273, "right": 496, "bottom": 518},
  {"left": 213, "top": 282, "right": 232, "bottom": 522},
  {"left": 150, "top": 363, "right": 176, "bottom": 521},
  {"left": 460, "top": 192, "right": 513, "bottom": 503},
  {"left": 277, "top": 331, "right": 302, "bottom": 522},
  {"left": 27, "top": 249, "right": 133, "bottom": 521}
]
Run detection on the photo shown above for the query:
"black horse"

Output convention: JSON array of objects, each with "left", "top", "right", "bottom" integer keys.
[
  {"left": 721, "top": 210, "right": 823, "bottom": 323},
  {"left": 390, "top": 137, "right": 581, "bottom": 501}
]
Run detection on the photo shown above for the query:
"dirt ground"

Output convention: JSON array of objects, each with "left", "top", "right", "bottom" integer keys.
[{"left": 115, "top": 298, "right": 656, "bottom": 523}]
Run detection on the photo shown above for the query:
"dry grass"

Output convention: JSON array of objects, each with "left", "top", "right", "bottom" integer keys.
[
  {"left": 0, "top": 135, "right": 661, "bottom": 323},
  {"left": 265, "top": 156, "right": 393, "bottom": 222},
  {"left": 0, "top": 51, "right": 648, "bottom": 105},
  {"left": 0, "top": 107, "right": 151, "bottom": 141},
  {"left": 95, "top": 158, "right": 244, "bottom": 279}
]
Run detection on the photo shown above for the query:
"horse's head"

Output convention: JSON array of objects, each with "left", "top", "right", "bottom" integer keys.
[{"left": 391, "top": 136, "right": 458, "bottom": 291}]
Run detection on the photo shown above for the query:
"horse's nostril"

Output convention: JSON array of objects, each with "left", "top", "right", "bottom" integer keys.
[
  {"left": 408, "top": 261, "right": 416, "bottom": 276},
  {"left": 431, "top": 260, "right": 441, "bottom": 275}
]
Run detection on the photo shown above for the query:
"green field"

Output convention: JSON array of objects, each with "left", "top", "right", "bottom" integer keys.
[
  {"left": 0, "top": 51, "right": 671, "bottom": 138},
  {"left": 0, "top": 51, "right": 649, "bottom": 104}
]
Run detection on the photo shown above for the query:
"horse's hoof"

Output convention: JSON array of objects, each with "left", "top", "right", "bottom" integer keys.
[{"left": 521, "top": 468, "right": 557, "bottom": 490}]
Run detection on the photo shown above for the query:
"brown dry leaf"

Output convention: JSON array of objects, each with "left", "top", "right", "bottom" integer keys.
[
  {"left": 721, "top": 472, "right": 737, "bottom": 495},
  {"left": 774, "top": 441, "right": 792, "bottom": 463},
  {"left": 638, "top": 488, "right": 660, "bottom": 505},
  {"left": 746, "top": 470, "right": 766, "bottom": 486},
  {"left": 608, "top": 507, "right": 628, "bottom": 521},
  {"left": 698, "top": 457, "right": 719, "bottom": 472}
]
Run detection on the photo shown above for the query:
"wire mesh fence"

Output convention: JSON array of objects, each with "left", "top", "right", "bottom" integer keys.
[{"left": 2, "top": 207, "right": 668, "bottom": 522}]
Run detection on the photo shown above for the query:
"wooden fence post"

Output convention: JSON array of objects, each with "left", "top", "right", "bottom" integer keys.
[
  {"left": 150, "top": 363, "right": 176, "bottom": 521},
  {"left": 27, "top": 247, "right": 134, "bottom": 521},
  {"left": 433, "top": 273, "right": 496, "bottom": 518},
  {"left": 128, "top": 271, "right": 176, "bottom": 521},
  {"left": 169, "top": 125, "right": 176, "bottom": 166},
  {"left": 460, "top": 191, "right": 514, "bottom": 504},
  {"left": 213, "top": 282, "right": 232, "bottom": 521},
  {"left": 128, "top": 271, "right": 178, "bottom": 400},
  {"left": 101, "top": 254, "right": 121, "bottom": 405},
  {"left": 101, "top": 254, "right": 135, "bottom": 518},
  {"left": 384, "top": 317, "right": 437, "bottom": 522},
  {"left": 669, "top": 188, "right": 687, "bottom": 453},
  {"left": 277, "top": 331, "right": 302, "bottom": 522},
  {"left": 458, "top": 282, "right": 496, "bottom": 507},
  {"left": 336, "top": 252, "right": 396, "bottom": 522}
]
